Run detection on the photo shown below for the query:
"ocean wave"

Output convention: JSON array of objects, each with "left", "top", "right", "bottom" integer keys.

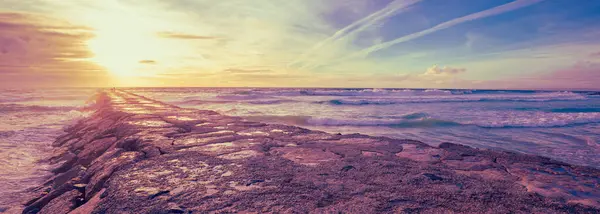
[
  {"left": 175, "top": 99, "right": 295, "bottom": 105},
  {"left": 244, "top": 110, "right": 600, "bottom": 129},
  {"left": 175, "top": 100, "right": 236, "bottom": 105},
  {"left": 215, "top": 94, "right": 275, "bottom": 100},
  {"left": 398, "top": 112, "right": 430, "bottom": 120},
  {"left": 304, "top": 115, "right": 600, "bottom": 128},
  {"left": 0, "top": 95, "right": 38, "bottom": 103},
  {"left": 320, "top": 92, "right": 587, "bottom": 105},
  {"left": 0, "top": 131, "right": 16, "bottom": 138},
  {"left": 215, "top": 88, "right": 460, "bottom": 97},
  {"left": 296, "top": 88, "right": 457, "bottom": 97},
  {"left": 244, "top": 112, "right": 460, "bottom": 128},
  {"left": 246, "top": 99, "right": 296, "bottom": 105},
  {"left": 307, "top": 117, "right": 462, "bottom": 128},
  {"left": 0, "top": 90, "right": 96, "bottom": 104},
  {"left": 464, "top": 112, "right": 600, "bottom": 128},
  {"left": 0, "top": 104, "right": 79, "bottom": 113},
  {"left": 549, "top": 107, "right": 600, "bottom": 113},
  {"left": 243, "top": 115, "right": 313, "bottom": 125},
  {"left": 131, "top": 89, "right": 594, "bottom": 106}
]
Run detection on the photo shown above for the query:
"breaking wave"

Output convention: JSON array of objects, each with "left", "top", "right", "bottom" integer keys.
[
  {"left": 175, "top": 99, "right": 296, "bottom": 105},
  {"left": 244, "top": 111, "right": 600, "bottom": 129},
  {"left": 321, "top": 92, "right": 587, "bottom": 105},
  {"left": 0, "top": 104, "right": 79, "bottom": 113}
]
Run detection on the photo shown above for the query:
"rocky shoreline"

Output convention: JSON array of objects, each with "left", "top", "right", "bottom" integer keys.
[{"left": 18, "top": 89, "right": 600, "bottom": 213}]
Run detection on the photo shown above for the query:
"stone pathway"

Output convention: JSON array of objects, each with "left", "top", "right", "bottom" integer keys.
[{"left": 21, "top": 90, "right": 600, "bottom": 213}]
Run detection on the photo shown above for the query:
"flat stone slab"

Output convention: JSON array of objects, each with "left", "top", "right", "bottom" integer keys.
[{"left": 21, "top": 90, "right": 600, "bottom": 213}]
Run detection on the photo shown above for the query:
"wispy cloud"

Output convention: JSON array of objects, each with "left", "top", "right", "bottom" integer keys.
[
  {"left": 224, "top": 68, "right": 272, "bottom": 74},
  {"left": 156, "top": 31, "right": 218, "bottom": 40},
  {"left": 289, "top": 0, "right": 421, "bottom": 69},
  {"left": 139, "top": 60, "right": 157, "bottom": 64},
  {"left": 545, "top": 61, "right": 600, "bottom": 88},
  {"left": 423, "top": 65, "right": 466, "bottom": 76},
  {"left": 319, "top": 0, "right": 546, "bottom": 69}
]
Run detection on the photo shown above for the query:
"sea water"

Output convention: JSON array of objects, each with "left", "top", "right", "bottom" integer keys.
[{"left": 0, "top": 88, "right": 92, "bottom": 211}]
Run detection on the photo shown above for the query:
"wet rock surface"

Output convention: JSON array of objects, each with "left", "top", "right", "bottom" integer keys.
[{"left": 21, "top": 90, "right": 600, "bottom": 213}]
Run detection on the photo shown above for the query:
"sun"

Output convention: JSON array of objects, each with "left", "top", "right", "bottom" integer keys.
[{"left": 85, "top": 11, "right": 168, "bottom": 77}]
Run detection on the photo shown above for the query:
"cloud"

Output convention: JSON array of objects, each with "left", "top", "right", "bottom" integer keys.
[
  {"left": 333, "top": 0, "right": 546, "bottom": 63},
  {"left": 3, "top": 0, "right": 599, "bottom": 89},
  {"left": 229, "top": 73, "right": 305, "bottom": 80},
  {"left": 156, "top": 31, "right": 218, "bottom": 40},
  {"left": 542, "top": 61, "right": 600, "bottom": 88},
  {"left": 0, "top": 12, "right": 110, "bottom": 87},
  {"left": 289, "top": 0, "right": 421, "bottom": 68},
  {"left": 139, "top": 60, "right": 157, "bottom": 64},
  {"left": 0, "top": 12, "right": 95, "bottom": 64},
  {"left": 451, "top": 61, "right": 600, "bottom": 90},
  {"left": 423, "top": 65, "right": 466, "bottom": 76},
  {"left": 223, "top": 68, "right": 272, "bottom": 74}
]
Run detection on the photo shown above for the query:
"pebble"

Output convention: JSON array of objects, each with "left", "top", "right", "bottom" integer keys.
[
  {"left": 148, "top": 190, "right": 170, "bottom": 199},
  {"left": 167, "top": 202, "right": 185, "bottom": 213},
  {"left": 341, "top": 165, "right": 355, "bottom": 172},
  {"left": 73, "top": 183, "right": 87, "bottom": 191},
  {"left": 246, "top": 179, "right": 265, "bottom": 186},
  {"left": 100, "top": 190, "right": 109, "bottom": 199},
  {"left": 169, "top": 186, "right": 186, "bottom": 196}
]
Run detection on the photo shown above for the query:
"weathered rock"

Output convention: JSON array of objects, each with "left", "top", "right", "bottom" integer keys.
[
  {"left": 69, "top": 189, "right": 105, "bottom": 214},
  {"left": 166, "top": 202, "right": 186, "bottom": 213},
  {"left": 50, "top": 153, "right": 78, "bottom": 174},
  {"left": 44, "top": 165, "right": 85, "bottom": 189},
  {"left": 85, "top": 151, "right": 144, "bottom": 200},
  {"left": 22, "top": 181, "right": 75, "bottom": 214},
  {"left": 76, "top": 137, "right": 117, "bottom": 166},
  {"left": 37, "top": 190, "right": 81, "bottom": 214}
]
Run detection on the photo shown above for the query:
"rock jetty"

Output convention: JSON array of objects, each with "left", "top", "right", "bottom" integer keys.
[{"left": 21, "top": 90, "right": 600, "bottom": 213}]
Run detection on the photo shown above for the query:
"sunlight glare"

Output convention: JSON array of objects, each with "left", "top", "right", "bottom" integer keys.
[{"left": 85, "top": 11, "right": 168, "bottom": 77}]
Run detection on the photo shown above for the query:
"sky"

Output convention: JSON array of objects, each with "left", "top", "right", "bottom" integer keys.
[{"left": 1, "top": 0, "right": 599, "bottom": 89}]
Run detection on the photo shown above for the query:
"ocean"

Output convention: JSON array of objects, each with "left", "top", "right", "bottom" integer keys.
[
  {"left": 0, "top": 88, "right": 92, "bottom": 211},
  {"left": 1, "top": 87, "right": 599, "bottom": 209}
]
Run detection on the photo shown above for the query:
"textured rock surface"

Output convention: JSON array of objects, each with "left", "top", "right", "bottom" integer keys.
[
  {"left": 37, "top": 190, "right": 81, "bottom": 214},
  {"left": 21, "top": 90, "right": 600, "bottom": 213}
]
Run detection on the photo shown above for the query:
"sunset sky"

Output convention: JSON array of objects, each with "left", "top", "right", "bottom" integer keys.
[{"left": 1, "top": 0, "right": 599, "bottom": 89}]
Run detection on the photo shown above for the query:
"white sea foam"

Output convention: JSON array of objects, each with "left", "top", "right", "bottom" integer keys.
[
  {"left": 299, "top": 112, "right": 600, "bottom": 128},
  {"left": 322, "top": 91, "right": 587, "bottom": 105},
  {"left": 458, "top": 111, "right": 600, "bottom": 128}
]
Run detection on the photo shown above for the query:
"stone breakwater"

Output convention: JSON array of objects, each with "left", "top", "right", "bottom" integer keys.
[{"left": 19, "top": 90, "right": 600, "bottom": 213}]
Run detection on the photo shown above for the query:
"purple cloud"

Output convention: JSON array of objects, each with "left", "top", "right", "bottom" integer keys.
[
  {"left": 0, "top": 12, "right": 108, "bottom": 87},
  {"left": 547, "top": 61, "right": 600, "bottom": 86}
]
